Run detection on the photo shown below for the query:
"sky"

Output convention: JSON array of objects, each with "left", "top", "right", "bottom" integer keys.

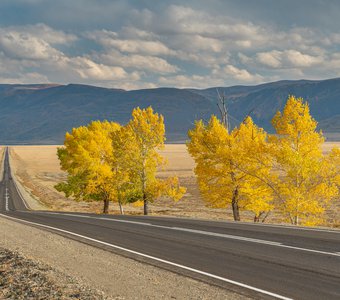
[{"left": 0, "top": 0, "right": 340, "bottom": 89}]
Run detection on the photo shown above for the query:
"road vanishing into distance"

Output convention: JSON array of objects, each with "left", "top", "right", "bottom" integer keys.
[{"left": 0, "top": 147, "right": 339, "bottom": 300}]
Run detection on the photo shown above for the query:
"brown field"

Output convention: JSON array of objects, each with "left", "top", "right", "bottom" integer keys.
[{"left": 9, "top": 143, "right": 340, "bottom": 227}]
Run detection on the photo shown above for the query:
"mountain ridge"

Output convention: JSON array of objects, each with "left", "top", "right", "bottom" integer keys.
[{"left": 1, "top": 78, "right": 340, "bottom": 144}]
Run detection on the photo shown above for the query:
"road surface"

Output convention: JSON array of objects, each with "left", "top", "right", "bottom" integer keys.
[{"left": 0, "top": 147, "right": 339, "bottom": 300}]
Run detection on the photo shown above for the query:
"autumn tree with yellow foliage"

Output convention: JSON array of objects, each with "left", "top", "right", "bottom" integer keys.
[
  {"left": 188, "top": 94, "right": 340, "bottom": 225},
  {"left": 56, "top": 121, "right": 121, "bottom": 213},
  {"left": 187, "top": 115, "right": 274, "bottom": 222},
  {"left": 56, "top": 107, "right": 186, "bottom": 215},
  {"left": 123, "top": 107, "right": 186, "bottom": 215},
  {"left": 270, "top": 95, "right": 340, "bottom": 225}
]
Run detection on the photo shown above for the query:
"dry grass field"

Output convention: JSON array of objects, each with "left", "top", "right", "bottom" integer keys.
[{"left": 9, "top": 143, "right": 340, "bottom": 227}]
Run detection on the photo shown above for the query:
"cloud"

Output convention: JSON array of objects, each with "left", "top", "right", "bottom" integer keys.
[
  {"left": 86, "top": 30, "right": 175, "bottom": 56},
  {"left": 70, "top": 57, "right": 130, "bottom": 81},
  {"left": 0, "top": 24, "right": 142, "bottom": 87},
  {"left": 0, "top": 31, "right": 62, "bottom": 61},
  {"left": 0, "top": 24, "right": 76, "bottom": 61},
  {"left": 106, "top": 39, "right": 173, "bottom": 56},
  {"left": 0, "top": 72, "right": 49, "bottom": 84},
  {"left": 98, "top": 51, "right": 179, "bottom": 74},
  {"left": 256, "top": 50, "right": 323, "bottom": 68},
  {"left": 223, "top": 65, "right": 263, "bottom": 82},
  {"left": 1, "top": 3, "right": 340, "bottom": 88},
  {"left": 20, "top": 23, "right": 77, "bottom": 44},
  {"left": 256, "top": 51, "right": 282, "bottom": 68},
  {"left": 285, "top": 50, "right": 323, "bottom": 67},
  {"left": 158, "top": 74, "right": 225, "bottom": 88},
  {"left": 158, "top": 64, "right": 264, "bottom": 88}
]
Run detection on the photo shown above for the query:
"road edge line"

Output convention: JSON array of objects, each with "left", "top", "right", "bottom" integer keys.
[{"left": 0, "top": 213, "right": 292, "bottom": 300}]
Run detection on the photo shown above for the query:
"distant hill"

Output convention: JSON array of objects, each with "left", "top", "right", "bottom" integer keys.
[{"left": 0, "top": 78, "right": 340, "bottom": 144}]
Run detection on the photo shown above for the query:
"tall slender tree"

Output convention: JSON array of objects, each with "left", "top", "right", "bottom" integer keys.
[
  {"left": 123, "top": 107, "right": 186, "bottom": 215},
  {"left": 270, "top": 95, "right": 339, "bottom": 225}
]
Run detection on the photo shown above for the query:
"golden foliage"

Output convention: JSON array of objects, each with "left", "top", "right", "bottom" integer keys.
[
  {"left": 187, "top": 115, "right": 274, "bottom": 221},
  {"left": 270, "top": 95, "right": 339, "bottom": 225},
  {"left": 56, "top": 106, "right": 186, "bottom": 215},
  {"left": 123, "top": 107, "right": 186, "bottom": 214},
  {"left": 188, "top": 95, "right": 340, "bottom": 225},
  {"left": 56, "top": 121, "right": 121, "bottom": 213}
]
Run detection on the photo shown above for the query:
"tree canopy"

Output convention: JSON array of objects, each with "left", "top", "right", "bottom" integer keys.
[
  {"left": 187, "top": 95, "right": 340, "bottom": 225},
  {"left": 56, "top": 107, "right": 186, "bottom": 215}
]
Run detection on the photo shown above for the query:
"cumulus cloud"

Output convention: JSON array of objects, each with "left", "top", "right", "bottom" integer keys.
[
  {"left": 256, "top": 51, "right": 282, "bottom": 68},
  {"left": 70, "top": 57, "right": 129, "bottom": 81},
  {"left": 0, "top": 24, "right": 76, "bottom": 63},
  {"left": 98, "top": 51, "right": 179, "bottom": 74},
  {"left": 87, "top": 30, "right": 175, "bottom": 56},
  {"left": 158, "top": 64, "right": 264, "bottom": 88},
  {"left": 223, "top": 65, "right": 263, "bottom": 82},
  {"left": 256, "top": 50, "right": 323, "bottom": 69},
  {"left": 158, "top": 74, "right": 208, "bottom": 88},
  {"left": 0, "top": 30, "right": 63, "bottom": 61},
  {"left": 0, "top": 72, "right": 49, "bottom": 84},
  {"left": 10, "top": 23, "right": 77, "bottom": 44},
  {"left": 285, "top": 50, "right": 323, "bottom": 67},
  {"left": 0, "top": 24, "right": 142, "bottom": 87},
  {"left": 0, "top": 3, "right": 340, "bottom": 88}
]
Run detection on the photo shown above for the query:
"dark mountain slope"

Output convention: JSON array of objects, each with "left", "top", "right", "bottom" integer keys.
[{"left": 0, "top": 78, "right": 340, "bottom": 144}]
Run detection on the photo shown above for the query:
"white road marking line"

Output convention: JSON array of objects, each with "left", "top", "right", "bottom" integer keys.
[
  {"left": 40, "top": 212, "right": 340, "bottom": 257},
  {"left": 278, "top": 246, "right": 340, "bottom": 257},
  {"left": 171, "top": 227, "right": 282, "bottom": 245},
  {"left": 243, "top": 222, "right": 340, "bottom": 234},
  {"left": 5, "top": 187, "right": 9, "bottom": 211},
  {"left": 43, "top": 211, "right": 340, "bottom": 234},
  {"left": 43, "top": 212, "right": 154, "bottom": 226},
  {"left": 0, "top": 213, "right": 292, "bottom": 300}
]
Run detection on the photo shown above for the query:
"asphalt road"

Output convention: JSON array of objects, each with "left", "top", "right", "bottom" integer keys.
[{"left": 0, "top": 147, "right": 339, "bottom": 300}]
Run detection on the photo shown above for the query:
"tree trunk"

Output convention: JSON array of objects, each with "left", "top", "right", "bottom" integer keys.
[
  {"left": 143, "top": 194, "right": 148, "bottom": 215},
  {"left": 231, "top": 187, "right": 240, "bottom": 221},
  {"left": 118, "top": 200, "right": 124, "bottom": 215},
  {"left": 254, "top": 211, "right": 265, "bottom": 223},
  {"left": 261, "top": 211, "right": 270, "bottom": 223},
  {"left": 294, "top": 215, "right": 299, "bottom": 226},
  {"left": 103, "top": 199, "right": 109, "bottom": 214}
]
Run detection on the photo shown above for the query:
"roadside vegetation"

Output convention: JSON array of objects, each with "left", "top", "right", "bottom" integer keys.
[
  {"left": 55, "top": 95, "right": 340, "bottom": 226},
  {"left": 55, "top": 107, "right": 186, "bottom": 215},
  {"left": 188, "top": 95, "right": 340, "bottom": 226}
]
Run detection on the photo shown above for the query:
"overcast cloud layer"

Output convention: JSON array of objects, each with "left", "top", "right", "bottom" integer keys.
[{"left": 0, "top": 0, "right": 340, "bottom": 89}]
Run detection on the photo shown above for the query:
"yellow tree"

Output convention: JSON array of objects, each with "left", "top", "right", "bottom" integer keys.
[
  {"left": 110, "top": 126, "right": 142, "bottom": 214},
  {"left": 234, "top": 117, "right": 275, "bottom": 222},
  {"left": 187, "top": 115, "right": 274, "bottom": 222},
  {"left": 56, "top": 120, "right": 121, "bottom": 214},
  {"left": 124, "top": 107, "right": 186, "bottom": 215},
  {"left": 270, "top": 95, "right": 339, "bottom": 225}
]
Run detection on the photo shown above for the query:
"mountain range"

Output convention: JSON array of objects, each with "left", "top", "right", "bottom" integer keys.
[{"left": 1, "top": 78, "right": 340, "bottom": 144}]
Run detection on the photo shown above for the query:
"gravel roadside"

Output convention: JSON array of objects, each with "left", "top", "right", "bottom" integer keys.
[
  {"left": 0, "top": 247, "right": 113, "bottom": 300},
  {"left": 0, "top": 216, "right": 250, "bottom": 299}
]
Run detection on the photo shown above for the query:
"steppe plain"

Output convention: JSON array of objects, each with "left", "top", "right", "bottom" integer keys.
[{"left": 7, "top": 143, "right": 340, "bottom": 227}]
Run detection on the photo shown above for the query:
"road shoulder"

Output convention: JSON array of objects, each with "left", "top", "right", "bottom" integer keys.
[{"left": 0, "top": 215, "right": 249, "bottom": 299}]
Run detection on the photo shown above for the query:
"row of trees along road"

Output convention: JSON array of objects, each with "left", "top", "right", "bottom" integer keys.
[
  {"left": 56, "top": 107, "right": 186, "bottom": 215},
  {"left": 56, "top": 96, "right": 339, "bottom": 225},
  {"left": 187, "top": 95, "right": 340, "bottom": 226}
]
